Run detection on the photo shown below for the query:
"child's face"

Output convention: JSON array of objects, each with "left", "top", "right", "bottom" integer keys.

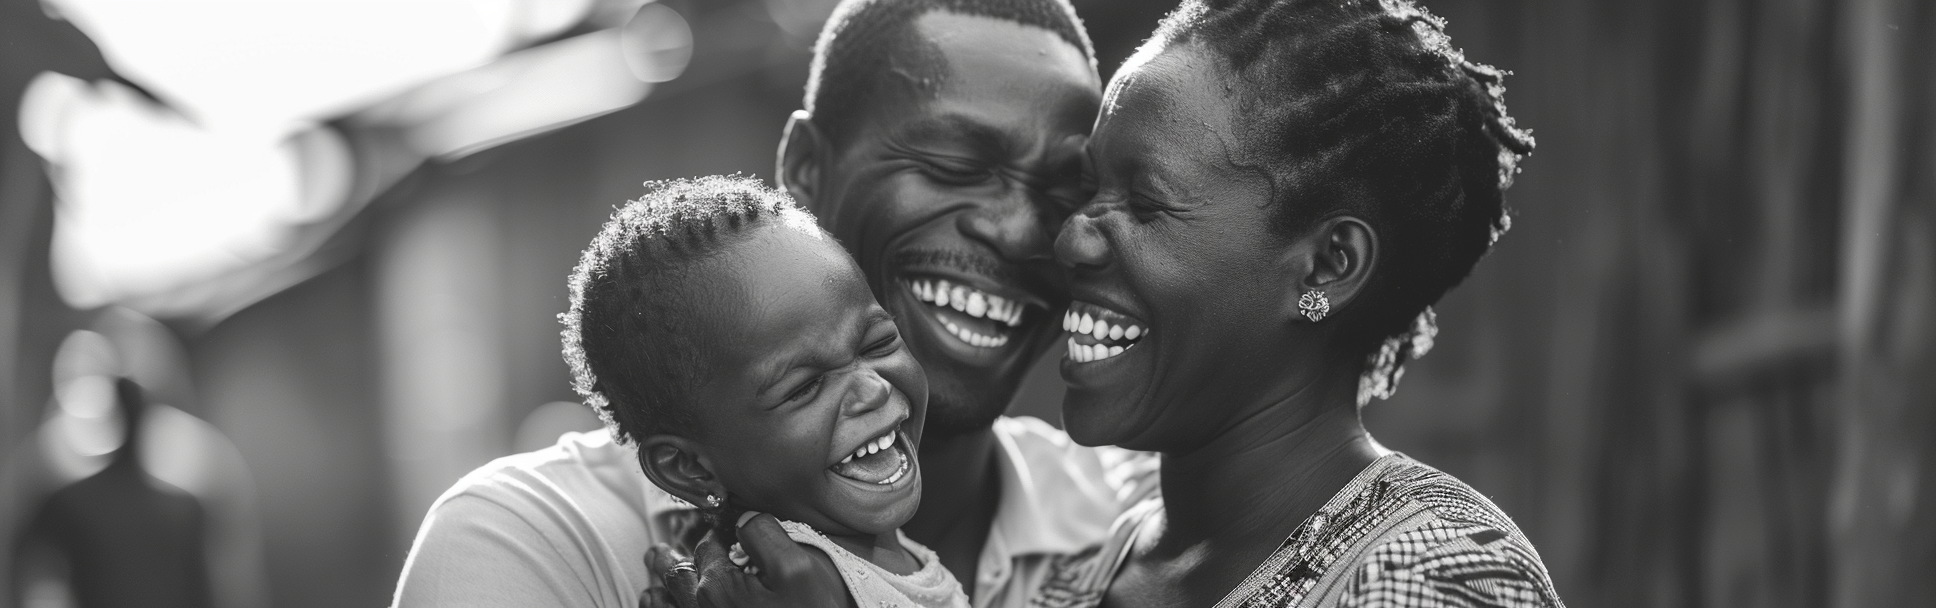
[{"left": 680, "top": 223, "right": 929, "bottom": 537}]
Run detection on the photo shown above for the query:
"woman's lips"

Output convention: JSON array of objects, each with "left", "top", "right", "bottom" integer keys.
[{"left": 1062, "top": 300, "right": 1149, "bottom": 363}]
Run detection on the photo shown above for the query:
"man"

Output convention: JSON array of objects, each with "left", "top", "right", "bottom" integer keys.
[{"left": 390, "top": 1, "right": 1151, "bottom": 606}]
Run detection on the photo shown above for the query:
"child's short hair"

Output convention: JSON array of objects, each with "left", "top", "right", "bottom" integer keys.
[{"left": 560, "top": 175, "right": 820, "bottom": 445}]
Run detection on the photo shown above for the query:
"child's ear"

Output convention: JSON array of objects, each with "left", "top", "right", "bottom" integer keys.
[{"left": 638, "top": 434, "right": 725, "bottom": 507}]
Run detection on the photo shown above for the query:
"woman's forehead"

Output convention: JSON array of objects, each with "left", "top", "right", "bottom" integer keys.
[{"left": 1101, "top": 44, "right": 1227, "bottom": 132}]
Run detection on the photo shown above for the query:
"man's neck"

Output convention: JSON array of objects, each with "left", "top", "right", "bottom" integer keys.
[{"left": 902, "top": 425, "right": 1003, "bottom": 595}]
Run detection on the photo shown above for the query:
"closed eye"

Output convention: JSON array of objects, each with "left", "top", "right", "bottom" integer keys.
[
  {"left": 783, "top": 376, "right": 823, "bottom": 405},
  {"left": 865, "top": 332, "right": 902, "bottom": 358},
  {"left": 921, "top": 158, "right": 992, "bottom": 186}
]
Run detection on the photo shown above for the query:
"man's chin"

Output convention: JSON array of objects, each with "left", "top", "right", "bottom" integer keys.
[{"left": 917, "top": 386, "right": 1014, "bottom": 439}]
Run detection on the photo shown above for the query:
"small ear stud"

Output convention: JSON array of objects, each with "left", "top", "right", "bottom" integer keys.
[
  {"left": 704, "top": 494, "right": 723, "bottom": 509},
  {"left": 1298, "top": 290, "right": 1331, "bottom": 322}
]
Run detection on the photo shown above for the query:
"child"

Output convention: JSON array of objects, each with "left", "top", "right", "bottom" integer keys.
[{"left": 559, "top": 175, "right": 970, "bottom": 608}]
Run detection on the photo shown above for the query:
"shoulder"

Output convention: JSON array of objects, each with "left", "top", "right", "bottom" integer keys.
[
  {"left": 1342, "top": 459, "right": 1563, "bottom": 608},
  {"left": 394, "top": 430, "right": 684, "bottom": 608},
  {"left": 991, "top": 416, "right": 1160, "bottom": 506}
]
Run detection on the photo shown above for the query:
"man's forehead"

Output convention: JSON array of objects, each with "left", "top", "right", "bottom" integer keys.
[{"left": 907, "top": 11, "right": 1096, "bottom": 91}]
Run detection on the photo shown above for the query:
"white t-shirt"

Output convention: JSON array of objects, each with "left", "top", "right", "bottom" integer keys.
[{"left": 391, "top": 416, "right": 1158, "bottom": 608}]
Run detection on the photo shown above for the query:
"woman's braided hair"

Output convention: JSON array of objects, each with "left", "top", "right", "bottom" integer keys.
[
  {"left": 1145, "top": 0, "right": 1534, "bottom": 404},
  {"left": 561, "top": 175, "right": 819, "bottom": 445}
]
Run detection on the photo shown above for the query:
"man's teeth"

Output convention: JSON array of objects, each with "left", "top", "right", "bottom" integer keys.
[
  {"left": 841, "top": 431, "right": 898, "bottom": 463},
  {"left": 942, "top": 318, "right": 1009, "bottom": 348},
  {"left": 908, "top": 280, "right": 1025, "bottom": 326}
]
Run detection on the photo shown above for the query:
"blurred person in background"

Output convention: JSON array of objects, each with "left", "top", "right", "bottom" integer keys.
[
  {"left": 10, "top": 378, "right": 214, "bottom": 608},
  {"left": 392, "top": 1, "right": 1157, "bottom": 607}
]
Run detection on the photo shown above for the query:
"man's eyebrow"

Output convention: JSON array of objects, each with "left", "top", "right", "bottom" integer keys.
[{"left": 890, "top": 114, "right": 1010, "bottom": 158}]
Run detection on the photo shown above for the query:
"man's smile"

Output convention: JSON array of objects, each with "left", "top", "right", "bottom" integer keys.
[{"left": 906, "top": 278, "right": 1025, "bottom": 348}]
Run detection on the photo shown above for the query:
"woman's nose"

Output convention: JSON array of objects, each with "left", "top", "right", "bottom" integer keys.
[{"left": 1054, "top": 210, "right": 1112, "bottom": 272}]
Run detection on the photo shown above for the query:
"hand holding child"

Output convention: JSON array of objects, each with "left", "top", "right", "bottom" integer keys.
[{"left": 642, "top": 513, "right": 852, "bottom": 608}]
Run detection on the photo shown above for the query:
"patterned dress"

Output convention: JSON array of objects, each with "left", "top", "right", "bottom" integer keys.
[{"left": 1029, "top": 454, "right": 1565, "bottom": 608}]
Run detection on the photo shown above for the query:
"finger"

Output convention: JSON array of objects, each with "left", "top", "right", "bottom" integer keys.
[
  {"left": 650, "top": 544, "right": 701, "bottom": 607},
  {"left": 693, "top": 531, "right": 743, "bottom": 583},
  {"left": 638, "top": 586, "right": 675, "bottom": 608},
  {"left": 646, "top": 543, "right": 694, "bottom": 585},
  {"left": 734, "top": 514, "right": 815, "bottom": 581}
]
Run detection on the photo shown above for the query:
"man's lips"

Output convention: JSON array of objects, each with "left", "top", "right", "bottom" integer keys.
[{"left": 897, "top": 276, "right": 1047, "bottom": 352}]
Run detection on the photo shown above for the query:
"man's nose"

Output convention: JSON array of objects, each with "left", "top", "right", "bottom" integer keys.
[
  {"left": 1054, "top": 208, "right": 1111, "bottom": 272},
  {"left": 956, "top": 186, "right": 1051, "bottom": 263}
]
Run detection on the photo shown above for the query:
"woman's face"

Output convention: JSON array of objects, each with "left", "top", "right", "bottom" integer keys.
[{"left": 1055, "top": 44, "right": 1311, "bottom": 452}]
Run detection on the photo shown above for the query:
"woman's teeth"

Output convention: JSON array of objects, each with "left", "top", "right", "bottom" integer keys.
[
  {"left": 907, "top": 279, "right": 1025, "bottom": 326},
  {"left": 1062, "top": 305, "right": 1147, "bottom": 363}
]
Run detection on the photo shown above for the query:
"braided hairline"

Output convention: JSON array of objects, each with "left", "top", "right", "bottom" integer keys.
[
  {"left": 1156, "top": 0, "right": 1534, "bottom": 404},
  {"left": 560, "top": 176, "right": 815, "bottom": 446}
]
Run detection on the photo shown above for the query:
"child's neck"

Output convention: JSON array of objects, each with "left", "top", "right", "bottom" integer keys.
[{"left": 821, "top": 528, "right": 921, "bottom": 575}]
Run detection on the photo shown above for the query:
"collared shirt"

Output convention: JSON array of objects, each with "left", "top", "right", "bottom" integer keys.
[{"left": 390, "top": 416, "right": 1158, "bottom": 608}]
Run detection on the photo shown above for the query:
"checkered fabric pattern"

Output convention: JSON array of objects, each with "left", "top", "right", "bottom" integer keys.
[
  {"left": 1340, "top": 523, "right": 1557, "bottom": 607},
  {"left": 1028, "top": 454, "right": 1564, "bottom": 608}
]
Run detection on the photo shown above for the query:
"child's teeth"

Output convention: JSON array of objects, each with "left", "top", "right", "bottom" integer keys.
[{"left": 841, "top": 454, "right": 853, "bottom": 464}]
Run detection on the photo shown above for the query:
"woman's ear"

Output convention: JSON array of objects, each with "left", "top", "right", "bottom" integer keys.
[
  {"left": 776, "top": 110, "right": 826, "bottom": 211},
  {"left": 1291, "top": 216, "right": 1378, "bottom": 320},
  {"left": 638, "top": 434, "right": 725, "bottom": 507}
]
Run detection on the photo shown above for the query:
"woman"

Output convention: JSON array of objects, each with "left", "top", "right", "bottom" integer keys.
[{"left": 1041, "top": 0, "right": 1558, "bottom": 606}]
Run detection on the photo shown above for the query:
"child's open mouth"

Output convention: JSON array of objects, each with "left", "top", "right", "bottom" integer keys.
[{"left": 828, "top": 430, "right": 910, "bottom": 485}]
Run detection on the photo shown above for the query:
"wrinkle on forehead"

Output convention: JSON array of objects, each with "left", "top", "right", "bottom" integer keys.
[{"left": 909, "top": 11, "right": 1095, "bottom": 101}]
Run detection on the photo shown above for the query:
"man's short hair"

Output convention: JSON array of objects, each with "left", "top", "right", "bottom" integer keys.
[
  {"left": 560, "top": 175, "right": 818, "bottom": 444},
  {"left": 803, "top": 0, "right": 1096, "bottom": 143}
]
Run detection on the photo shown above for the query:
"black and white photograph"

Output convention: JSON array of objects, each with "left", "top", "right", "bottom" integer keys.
[{"left": 1, "top": 0, "right": 1931, "bottom": 607}]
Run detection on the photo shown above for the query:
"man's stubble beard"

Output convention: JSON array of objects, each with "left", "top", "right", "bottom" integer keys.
[{"left": 918, "top": 368, "right": 1018, "bottom": 440}]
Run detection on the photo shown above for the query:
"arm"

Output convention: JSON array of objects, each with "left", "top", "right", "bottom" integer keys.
[{"left": 394, "top": 495, "right": 614, "bottom": 608}]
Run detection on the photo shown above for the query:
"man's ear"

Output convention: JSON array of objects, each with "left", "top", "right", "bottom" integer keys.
[
  {"left": 1290, "top": 216, "right": 1378, "bottom": 320},
  {"left": 776, "top": 110, "right": 827, "bottom": 211},
  {"left": 638, "top": 434, "right": 725, "bottom": 506}
]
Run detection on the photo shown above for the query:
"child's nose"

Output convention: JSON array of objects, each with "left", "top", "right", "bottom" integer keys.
[{"left": 841, "top": 370, "right": 893, "bottom": 417}]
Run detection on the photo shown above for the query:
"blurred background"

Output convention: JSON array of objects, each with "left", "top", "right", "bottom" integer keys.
[{"left": 0, "top": 0, "right": 1929, "bottom": 606}]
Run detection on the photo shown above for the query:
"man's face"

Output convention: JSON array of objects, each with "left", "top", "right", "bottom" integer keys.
[{"left": 798, "top": 12, "right": 1100, "bottom": 437}]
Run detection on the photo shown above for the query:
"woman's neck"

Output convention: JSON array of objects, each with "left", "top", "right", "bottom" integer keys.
[{"left": 1151, "top": 379, "right": 1381, "bottom": 555}]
